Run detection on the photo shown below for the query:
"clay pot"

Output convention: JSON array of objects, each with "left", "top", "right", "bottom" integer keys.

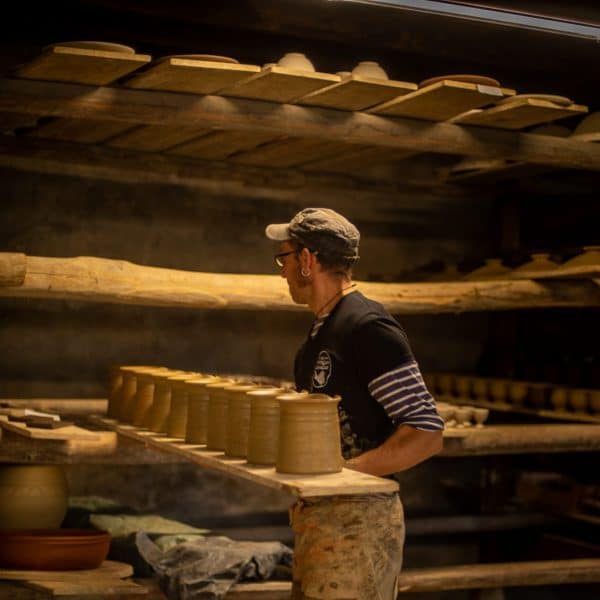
[
  {"left": 0, "top": 465, "right": 68, "bottom": 529},
  {"left": 277, "top": 52, "right": 315, "bottom": 71},
  {"left": 471, "top": 378, "right": 489, "bottom": 401},
  {"left": 568, "top": 389, "right": 589, "bottom": 413},
  {"left": 106, "top": 365, "right": 123, "bottom": 419},
  {"left": 437, "top": 405, "right": 455, "bottom": 426},
  {"left": 185, "top": 376, "right": 220, "bottom": 444},
  {"left": 489, "top": 379, "right": 509, "bottom": 403},
  {"left": 560, "top": 246, "right": 600, "bottom": 271},
  {"left": 131, "top": 368, "right": 169, "bottom": 427},
  {"left": 276, "top": 393, "right": 342, "bottom": 475},
  {"left": 589, "top": 390, "right": 600, "bottom": 414},
  {"left": 351, "top": 61, "right": 388, "bottom": 80},
  {"left": 165, "top": 374, "right": 197, "bottom": 438},
  {"left": 437, "top": 373, "right": 454, "bottom": 395},
  {"left": 454, "top": 376, "right": 471, "bottom": 399},
  {"left": 205, "top": 380, "right": 237, "bottom": 451},
  {"left": 145, "top": 371, "right": 186, "bottom": 433},
  {"left": 118, "top": 366, "right": 160, "bottom": 423},
  {"left": 463, "top": 259, "right": 512, "bottom": 281},
  {"left": 455, "top": 406, "right": 474, "bottom": 427},
  {"left": 508, "top": 381, "right": 528, "bottom": 406},
  {"left": 529, "top": 383, "right": 550, "bottom": 410},
  {"left": 512, "top": 253, "right": 559, "bottom": 278},
  {"left": 473, "top": 407, "right": 489, "bottom": 427},
  {"left": 246, "top": 388, "right": 287, "bottom": 465},
  {"left": 550, "top": 387, "right": 569, "bottom": 412},
  {"left": 225, "top": 384, "right": 262, "bottom": 457}
]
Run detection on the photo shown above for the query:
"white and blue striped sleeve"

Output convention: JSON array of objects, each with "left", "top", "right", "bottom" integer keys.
[{"left": 368, "top": 361, "right": 444, "bottom": 431}]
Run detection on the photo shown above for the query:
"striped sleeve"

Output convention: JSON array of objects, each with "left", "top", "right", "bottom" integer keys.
[{"left": 368, "top": 361, "right": 444, "bottom": 431}]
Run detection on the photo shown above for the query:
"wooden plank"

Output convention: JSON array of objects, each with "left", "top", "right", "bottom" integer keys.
[
  {"left": 0, "top": 561, "right": 133, "bottom": 582},
  {"left": 303, "top": 145, "right": 416, "bottom": 172},
  {"left": 219, "top": 66, "right": 340, "bottom": 103},
  {"left": 25, "top": 579, "right": 147, "bottom": 596},
  {"left": 0, "top": 398, "right": 107, "bottom": 415},
  {"left": 369, "top": 80, "right": 515, "bottom": 121},
  {"left": 453, "top": 98, "right": 588, "bottom": 130},
  {"left": 0, "top": 415, "right": 100, "bottom": 441},
  {"left": 0, "top": 254, "right": 599, "bottom": 314},
  {"left": 226, "top": 582, "right": 290, "bottom": 599},
  {"left": 15, "top": 46, "right": 151, "bottom": 86},
  {"left": 296, "top": 75, "right": 417, "bottom": 111},
  {"left": 0, "top": 253, "right": 26, "bottom": 286},
  {"left": 91, "top": 417, "right": 399, "bottom": 498},
  {"left": 440, "top": 424, "right": 600, "bottom": 456},
  {"left": 124, "top": 58, "right": 260, "bottom": 94},
  {"left": 2, "top": 77, "right": 600, "bottom": 171},
  {"left": 168, "top": 129, "right": 281, "bottom": 160},
  {"left": 28, "top": 118, "right": 135, "bottom": 144},
  {"left": 106, "top": 124, "right": 212, "bottom": 152}
]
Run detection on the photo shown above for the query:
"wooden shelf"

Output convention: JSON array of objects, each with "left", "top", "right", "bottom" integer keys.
[{"left": 90, "top": 416, "right": 399, "bottom": 498}]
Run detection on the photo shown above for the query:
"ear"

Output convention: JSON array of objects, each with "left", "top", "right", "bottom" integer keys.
[{"left": 298, "top": 247, "right": 314, "bottom": 270}]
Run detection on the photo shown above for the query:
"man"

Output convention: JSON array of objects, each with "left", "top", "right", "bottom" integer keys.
[{"left": 265, "top": 208, "right": 444, "bottom": 600}]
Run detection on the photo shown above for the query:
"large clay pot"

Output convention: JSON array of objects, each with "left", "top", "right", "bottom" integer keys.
[
  {"left": 246, "top": 388, "right": 287, "bottom": 465},
  {"left": 166, "top": 374, "right": 197, "bottom": 438},
  {"left": 205, "top": 380, "right": 237, "bottom": 451},
  {"left": 185, "top": 376, "right": 220, "bottom": 444},
  {"left": 276, "top": 393, "right": 342, "bottom": 475},
  {"left": 225, "top": 384, "right": 261, "bottom": 458},
  {"left": 106, "top": 365, "right": 123, "bottom": 419},
  {"left": 0, "top": 465, "right": 68, "bottom": 529}
]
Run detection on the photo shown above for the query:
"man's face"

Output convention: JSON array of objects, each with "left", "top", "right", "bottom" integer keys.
[{"left": 278, "top": 241, "right": 310, "bottom": 305}]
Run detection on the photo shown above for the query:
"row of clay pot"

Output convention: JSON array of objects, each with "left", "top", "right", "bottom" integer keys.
[
  {"left": 107, "top": 366, "right": 343, "bottom": 474},
  {"left": 426, "top": 373, "right": 600, "bottom": 415},
  {"left": 437, "top": 402, "right": 489, "bottom": 428}
]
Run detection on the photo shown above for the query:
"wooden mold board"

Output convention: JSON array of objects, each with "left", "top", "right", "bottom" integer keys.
[
  {"left": 229, "top": 136, "right": 350, "bottom": 168},
  {"left": 15, "top": 46, "right": 151, "bottom": 86},
  {"left": 124, "top": 58, "right": 261, "bottom": 94},
  {"left": 91, "top": 417, "right": 399, "bottom": 498},
  {"left": 296, "top": 75, "right": 417, "bottom": 111},
  {"left": 27, "top": 118, "right": 135, "bottom": 144},
  {"left": 219, "top": 66, "right": 340, "bottom": 103},
  {"left": 0, "top": 415, "right": 101, "bottom": 441},
  {"left": 369, "top": 80, "right": 515, "bottom": 121},
  {"left": 303, "top": 145, "right": 416, "bottom": 172},
  {"left": 168, "top": 129, "right": 282, "bottom": 160},
  {"left": 453, "top": 98, "right": 588, "bottom": 130},
  {"left": 106, "top": 124, "right": 212, "bottom": 152}
]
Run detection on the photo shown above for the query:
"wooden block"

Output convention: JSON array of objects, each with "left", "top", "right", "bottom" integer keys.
[
  {"left": 230, "top": 137, "right": 347, "bottom": 168},
  {"left": 0, "top": 415, "right": 100, "bottom": 441},
  {"left": 168, "top": 129, "right": 281, "bottom": 160},
  {"left": 303, "top": 145, "right": 415, "bottom": 172},
  {"left": 296, "top": 75, "right": 417, "bottom": 111},
  {"left": 369, "top": 80, "right": 515, "bottom": 121},
  {"left": 219, "top": 66, "right": 340, "bottom": 103},
  {"left": 107, "top": 125, "right": 212, "bottom": 152},
  {"left": 453, "top": 98, "right": 588, "bottom": 130},
  {"left": 0, "top": 560, "right": 133, "bottom": 581},
  {"left": 124, "top": 58, "right": 261, "bottom": 94},
  {"left": 28, "top": 118, "right": 135, "bottom": 144},
  {"left": 15, "top": 46, "right": 151, "bottom": 86}
]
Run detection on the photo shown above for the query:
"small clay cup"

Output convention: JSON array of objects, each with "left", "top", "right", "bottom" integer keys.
[
  {"left": 454, "top": 376, "right": 471, "bottom": 399},
  {"left": 550, "top": 387, "right": 569, "bottom": 412},
  {"left": 225, "top": 384, "right": 262, "bottom": 458},
  {"left": 145, "top": 371, "right": 186, "bottom": 433},
  {"left": 489, "top": 379, "right": 509, "bottom": 404},
  {"left": 246, "top": 387, "right": 287, "bottom": 465},
  {"left": 277, "top": 52, "right": 315, "bottom": 71},
  {"left": 131, "top": 368, "right": 169, "bottom": 427},
  {"left": 508, "top": 381, "right": 528, "bottom": 406},
  {"left": 185, "top": 376, "right": 220, "bottom": 444},
  {"left": 471, "top": 378, "right": 489, "bottom": 401},
  {"left": 205, "top": 380, "right": 237, "bottom": 451},
  {"left": 437, "top": 405, "right": 455, "bottom": 426},
  {"left": 528, "top": 383, "right": 550, "bottom": 410},
  {"left": 437, "top": 374, "right": 455, "bottom": 396},
  {"left": 454, "top": 406, "right": 473, "bottom": 428},
  {"left": 165, "top": 374, "right": 197, "bottom": 438},
  {"left": 568, "top": 388, "right": 589, "bottom": 413},
  {"left": 473, "top": 407, "right": 489, "bottom": 427}
]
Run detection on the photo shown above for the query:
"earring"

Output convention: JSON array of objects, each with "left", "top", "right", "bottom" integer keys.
[{"left": 301, "top": 269, "right": 311, "bottom": 277}]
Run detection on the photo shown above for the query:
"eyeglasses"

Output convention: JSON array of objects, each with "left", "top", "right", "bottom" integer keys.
[{"left": 274, "top": 250, "right": 298, "bottom": 268}]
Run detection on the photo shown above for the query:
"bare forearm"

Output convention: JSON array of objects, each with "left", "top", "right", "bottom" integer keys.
[{"left": 346, "top": 425, "right": 443, "bottom": 477}]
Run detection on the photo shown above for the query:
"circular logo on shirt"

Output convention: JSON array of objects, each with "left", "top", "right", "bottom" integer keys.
[{"left": 312, "top": 350, "right": 332, "bottom": 389}]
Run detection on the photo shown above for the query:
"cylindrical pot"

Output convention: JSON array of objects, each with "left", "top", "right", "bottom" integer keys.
[
  {"left": 489, "top": 379, "right": 509, "bottom": 403},
  {"left": 131, "top": 368, "right": 168, "bottom": 427},
  {"left": 166, "top": 374, "right": 196, "bottom": 438},
  {"left": 246, "top": 388, "right": 287, "bottom": 465},
  {"left": 0, "top": 465, "right": 68, "bottom": 529},
  {"left": 568, "top": 389, "right": 589, "bottom": 413},
  {"left": 276, "top": 393, "right": 342, "bottom": 475},
  {"left": 437, "top": 373, "right": 454, "bottom": 396},
  {"left": 508, "top": 381, "right": 528, "bottom": 406},
  {"left": 106, "top": 365, "right": 123, "bottom": 419},
  {"left": 225, "top": 384, "right": 261, "bottom": 457},
  {"left": 205, "top": 381, "right": 237, "bottom": 451},
  {"left": 471, "top": 378, "right": 489, "bottom": 401},
  {"left": 118, "top": 366, "right": 159, "bottom": 423},
  {"left": 454, "top": 376, "right": 471, "bottom": 399},
  {"left": 185, "top": 376, "right": 220, "bottom": 444},
  {"left": 529, "top": 383, "right": 550, "bottom": 410},
  {"left": 550, "top": 387, "right": 569, "bottom": 412},
  {"left": 145, "top": 372, "right": 180, "bottom": 433}
]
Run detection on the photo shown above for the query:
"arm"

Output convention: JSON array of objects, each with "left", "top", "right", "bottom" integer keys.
[{"left": 345, "top": 425, "right": 443, "bottom": 477}]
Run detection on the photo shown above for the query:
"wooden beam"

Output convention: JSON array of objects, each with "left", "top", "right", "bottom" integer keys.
[
  {"left": 0, "top": 253, "right": 26, "bottom": 287},
  {"left": 0, "top": 136, "right": 435, "bottom": 201},
  {"left": 0, "top": 254, "right": 598, "bottom": 314},
  {"left": 1, "top": 78, "right": 599, "bottom": 170}
]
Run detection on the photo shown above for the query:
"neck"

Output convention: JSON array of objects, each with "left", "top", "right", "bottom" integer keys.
[{"left": 309, "top": 277, "right": 356, "bottom": 317}]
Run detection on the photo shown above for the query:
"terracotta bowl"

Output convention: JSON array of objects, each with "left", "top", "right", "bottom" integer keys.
[{"left": 0, "top": 529, "right": 111, "bottom": 570}]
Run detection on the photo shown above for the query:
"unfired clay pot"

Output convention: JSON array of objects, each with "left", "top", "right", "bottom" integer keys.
[
  {"left": 145, "top": 371, "right": 185, "bottom": 433},
  {"left": 118, "top": 366, "right": 161, "bottom": 423},
  {"left": 0, "top": 465, "right": 68, "bottom": 529},
  {"left": 463, "top": 259, "right": 511, "bottom": 281},
  {"left": 508, "top": 381, "right": 528, "bottom": 406},
  {"left": 529, "top": 383, "right": 550, "bottom": 410},
  {"left": 205, "top": 381, "right": 237, "bottom": 451},
  {"left": 473, "top": 407, "right": 489, "bottom": 427},
  {"left": 351, "top": 61, "right": 388, "bottom": 80},
  {"left": 246, "top": 388, "right": 287, "bottom": 465},
  {"left": 568, "top": 389, "right": 589, "bottom": 413},
  {"left": 277, "top": 52, "right": 315, "bottom": 71},
  {"left": 512, "top": 253, "right": 559, "bottom": 277},
  {"left": 550, "top": 387, "right": 569, "bottom": 412},
  {"left": 166, "top": 374, "right": 197, "bottom": 438},
  {"left": 276, "top": 393, "right": 343, "bottom": 474},
  {"left": 455, "top": 406, "right": 474, "bottom": 427},
  {"left": 131, "top": 368, "right": 169, "bottom": 427},
  {"left": 471, "top": 378, "right": 489, "bottom": 401},
  {"left": 225, "top": 384, "right": 261, "bottom": 458},
  {"left": 185, "top": 376, "right": 220, "bottom": 444},
  {"left": 489, "top": 379, "right": 509, "bottom": 403},
  {"left": 437, "top": 374, "right": 454, "bottom": 395},
  {"left": 454, "top": 376, "right": 471, "bottom": 398}
]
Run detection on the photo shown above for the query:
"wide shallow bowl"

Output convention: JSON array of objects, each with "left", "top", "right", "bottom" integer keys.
[
  {"left": 0, "top": 529, "right": 111, "bottom": 570},
  {"left": 419, "top": 74, "right": 500, "bottom": 88}
]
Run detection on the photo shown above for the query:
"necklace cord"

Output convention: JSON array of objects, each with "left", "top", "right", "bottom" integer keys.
[{"left": 314, "top": 283, "right": 357, "bottom": 317}]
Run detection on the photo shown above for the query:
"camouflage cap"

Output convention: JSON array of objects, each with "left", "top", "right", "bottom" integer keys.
[{"left": 265, "top": 208, "right": 360, "bottom": 261}]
